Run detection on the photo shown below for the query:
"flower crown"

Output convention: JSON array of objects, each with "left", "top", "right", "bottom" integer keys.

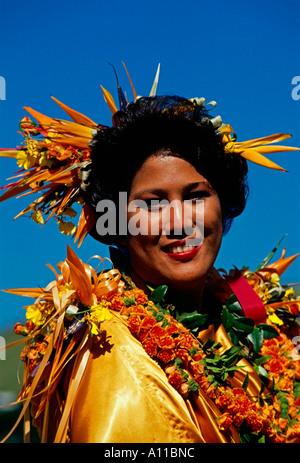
[{"left": 0, "top": 63, "right": 298, "bottom": 245}]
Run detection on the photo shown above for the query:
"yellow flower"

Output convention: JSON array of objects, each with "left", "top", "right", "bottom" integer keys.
[
  {"left": 90, "top": 301, "right": 113, "bottom": 323},
  {"left": 17, "top": 150, "right": 36, "bottom": 170},
  {"left": 58, "top": 219, "right": 76, "bottom": 236},
  {"left": 87, "top": 301, "right": 113, "bottom": 335},
  {"left": 26, "top": 140, "right": 40, "bottom": 157},
  {"left": 62, "top": 207, "right": 77, "bottom": 218},
  {"left": 260, "top": 288, "right": 272, "bottom": 304},
  {"left": 270, "top": 273, "right": 280, "bottom": 283},
  {"left": 31, "top": 210, "right": 44, "bottom": 225},
  {"left": 38, "top": 151, "right": 51, "bottom": 167},
  {"left": 268, "top": 313, "right": 284, "bottom": 326},
  {"left": 90, "top": 321, "right": 101, "bottom": 336},
  {"left": 284, "top": 288, "right": 294, "bottom": 299},
  {"left": 26, "top": 304, "right": 46, "bottom": 326}
]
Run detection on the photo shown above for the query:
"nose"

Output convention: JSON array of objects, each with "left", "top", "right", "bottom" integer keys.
[{"left": 162, "top": 199, "right": 194, "bottom": 238}]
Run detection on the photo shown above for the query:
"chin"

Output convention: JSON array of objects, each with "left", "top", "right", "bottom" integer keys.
[{"left": 157, "top": 269, "right": 208, "bottom": 291}]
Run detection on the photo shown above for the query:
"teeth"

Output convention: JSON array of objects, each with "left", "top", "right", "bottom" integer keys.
[{"left": 168, "top": 245, "right": 196, "bottom": 253}]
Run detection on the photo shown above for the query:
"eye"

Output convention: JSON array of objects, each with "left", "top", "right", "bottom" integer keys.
[
  {"left": 144, "top": 198, "right": 168, "bottom": 212},
  {"left": 131, "top": 197, "right": 167, "bottom": 212},
  {"left": 185, "top": 190, "right": 211, "bottom": 202}
]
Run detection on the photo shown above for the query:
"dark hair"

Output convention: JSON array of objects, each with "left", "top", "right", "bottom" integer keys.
[{"left": 84, "top": 95, "right": 249, "bottom": 244}]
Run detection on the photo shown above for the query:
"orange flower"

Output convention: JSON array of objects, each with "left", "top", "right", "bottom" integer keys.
[
  {"left": 140, "top": 315, "right": 157, "bottom": 331},
  {"left": 128, "top": 314, "right": 141, "bottom": 335},
  {"left": 175, "top": 332, "right": 198, "bottom": 350},
  {"left": 233, "top": 412, "right": 245, "bottom": 428},
  {"left": 246, "top": 411, "right": 264, "bottom": 433},
  {"left": 168, "top": 369, "right": 185, "bottom": 389},
  {"left": 110, "top": 295, "right": 127, "bottom": 312},
  {"left": 143, "top": 337, "right": 158, "bottom": 357},
  {"left": 158, "top": 335, "right": 175, "bottom": 350},
  {"left": 130, "top": 288, "right": 149, "bottom": 305},
  {"left": 157, "top": 349, "right": 174, "bottom": 364},
  {"left": 217, "top": 413, "right": 233, "bottom": 431},
  {"left": 265, "top": 358, "right": 285, "bottom": 375},
  {"left": 165, "top": 322, "right": 181, "bottom": 336},
  {"left": 278, "top": 377, "right": 294, "bottom": 393},
  {"left": 14, "top": 323, "right": 28, "bottom": 336},
  {"left": 150, "top": 325, "right": 166, "bottom": 339},
  {"left": 286, "top": 422, "right": 300, "bottom": 443},
  {"left": 28, "top": 358, "right": 41, "bottom": 374},
  {"left": 216, "top": 392, "right": 233, "bottom": 410},
  {"left": 289, "top": 302, "right": 300, "bottom": 315},
  {"left": 130, "top": 305, "right": 148, "bottom": 316},
  {"left": 175, "top": 349, "right": 191, "bottom": 369},
  {"left": 276, "top": 418, "right": 289, "bottom": 432}
]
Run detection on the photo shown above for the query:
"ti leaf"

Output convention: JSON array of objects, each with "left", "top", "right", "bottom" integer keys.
[{"left": 149, "top": 285, "right": 168, "bottom": 303}]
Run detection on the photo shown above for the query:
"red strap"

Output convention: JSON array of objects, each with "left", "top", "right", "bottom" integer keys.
[{"left": 225, "top": 270, "right": 266, "bottom": 324}]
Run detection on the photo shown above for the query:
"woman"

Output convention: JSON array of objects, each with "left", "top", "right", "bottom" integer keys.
[
  {"left": 70, "top": 95, "right": 247, "bottom": 443},
  {"left": 1, "top": 68, "right": 300, "bottom": 443}
]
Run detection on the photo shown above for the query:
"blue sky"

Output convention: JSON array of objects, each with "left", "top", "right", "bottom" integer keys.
[{"left": 0, "top": 0, "right": 299, "bottom": 331}]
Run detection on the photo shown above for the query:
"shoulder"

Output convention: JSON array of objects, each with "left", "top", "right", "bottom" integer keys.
[{"left": 70, "top": 313, "right": 202, "bottom": 443}]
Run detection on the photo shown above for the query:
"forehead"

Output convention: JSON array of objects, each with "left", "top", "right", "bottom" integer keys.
[{"left": 130, "top": 154, "right": 208, "bottom": 194}]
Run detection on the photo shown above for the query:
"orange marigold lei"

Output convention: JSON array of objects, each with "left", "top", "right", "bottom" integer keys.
[
  {"left": 109, "top": 286, "right": 300, "bottom": 443},
  {"left": 13, "top": 278, "right": 300, "bottom": 443}
]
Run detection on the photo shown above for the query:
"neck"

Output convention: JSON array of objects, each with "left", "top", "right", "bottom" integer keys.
[
  {"left": 128, "top": 266, "right": 205, "bottom": 314},
  {"left": 165, "top": 283, "right": 205, "bottom": 314}
]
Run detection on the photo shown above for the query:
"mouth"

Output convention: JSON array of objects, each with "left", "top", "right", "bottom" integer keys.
[{"left": 161, "top": 239, "right": 203, "bottom": 261}]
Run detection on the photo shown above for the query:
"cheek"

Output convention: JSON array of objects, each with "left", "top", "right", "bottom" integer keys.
[
  {"left": 127, "top": 206, "right": 160, "bottom": 237},
  {"left": 204, "top": 198, "right": 223, "bottom": 241}
]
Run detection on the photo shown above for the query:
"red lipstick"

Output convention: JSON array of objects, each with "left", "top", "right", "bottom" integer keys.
[{"left": 162, "top": 239, "right": 203, "bottom": 262}]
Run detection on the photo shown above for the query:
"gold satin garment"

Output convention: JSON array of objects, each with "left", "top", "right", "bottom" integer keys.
[{"left": 69, "top": 315, "right": 261, "bottom": 443}]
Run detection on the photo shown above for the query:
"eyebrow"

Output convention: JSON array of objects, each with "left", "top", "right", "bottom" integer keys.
[{"left": 131, "top": 181, "right": 215, "bottom": 198}]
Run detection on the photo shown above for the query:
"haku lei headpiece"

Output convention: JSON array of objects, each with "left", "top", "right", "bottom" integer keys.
[{"left": 0, "top": 63, "right": 298, "bottom": 244}]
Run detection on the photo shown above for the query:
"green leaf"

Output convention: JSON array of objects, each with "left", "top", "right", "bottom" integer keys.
[
  {"left": 188, "top": 378, "right": 200, "bottom": 392},
  {"left": 123, "top": 295, "right": 136, "bottom": 306},
  {"left": 254, "top": 235, "right": 286, "bottom": 272},
  {"left": 242, "top": 372, "right": 249, "bottom": 392},
  {"left": 226, "top": 294, "right": 237, "bottom": 307},
  {"left": 189, "top": 347, "right": 197, "bottom": 356},
  {"left": 202, "top": 338, "right": 216, "bottom": 351},
  {"left": 149, "top": 285, "right": 168, "bottom": 303},
  {"left": 222, "top": 307, "right": 235, "bottom": 331},
  {"left": 254, "top": 364, "right": 269, "bottom": 382},
  {"left": 178, "top": 312, "right": 208, "bottom": 332},
  {"left": 174, "top": 357, "right": 183, "bottom": 366},
  {"left": 254, "top": 355, "right": 272, "bottom": 366},
  {"left": 257, "top": 435, "right": 266, "bottom": 443},
  {"left": 225, "top": 294, "right": 243, "bottom": 312},
  {"left": 233, "top": 317, "right": 254, "bottom": 333},
  {"left": 155, "top": 312, "right": 165, "bottom": 322},
  {"left": 248, "top": 327, "right": 264, "bottom": 353},
  {"left": 256, "top": 323, "right": 279, "bottom": 339},
  {"left": 229, "top": 328, "right": 240, "bottom": 346}
]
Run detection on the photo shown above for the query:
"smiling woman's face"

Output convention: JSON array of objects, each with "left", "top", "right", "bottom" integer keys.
[{"left": 125, "top": 153, "right": 223, "bottom": 291}]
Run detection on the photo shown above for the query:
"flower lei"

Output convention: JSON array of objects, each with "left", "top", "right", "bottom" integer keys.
[{"left": 4, "top": 245, "right": 300, "bottom": 443}]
